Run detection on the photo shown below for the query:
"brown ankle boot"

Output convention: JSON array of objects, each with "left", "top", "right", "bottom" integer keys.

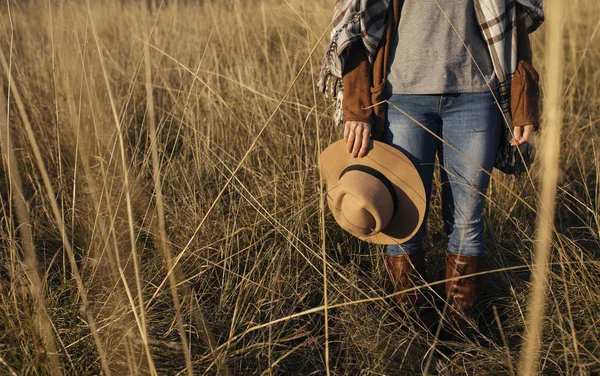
[
  {"left": 385, "top": 253, "right": 434, "bottom": 329},
  {"left": 444, "top": 253, "right": 484, "bottom": 328}
]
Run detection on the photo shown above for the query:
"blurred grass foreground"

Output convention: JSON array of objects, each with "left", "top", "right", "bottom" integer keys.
[{"left": 0, "top": 0, "right": 599, "bottom": 374}]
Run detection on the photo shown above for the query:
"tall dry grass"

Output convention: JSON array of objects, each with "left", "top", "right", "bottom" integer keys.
[{"left": 0, "top": 0, "right": 598, "bottom": 374}]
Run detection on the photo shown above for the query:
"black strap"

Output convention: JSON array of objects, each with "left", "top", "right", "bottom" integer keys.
[{"left": 339, "top": 165, "right": 398, "bottom": 216}]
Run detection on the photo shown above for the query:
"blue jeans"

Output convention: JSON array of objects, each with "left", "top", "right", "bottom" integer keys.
[{"left": 384, "top": 91, "right": 502, "bottom": 257}]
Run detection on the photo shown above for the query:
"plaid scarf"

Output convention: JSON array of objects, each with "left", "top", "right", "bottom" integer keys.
[{"left": 317, "top": 0, "right": 544, "bottom": 125}]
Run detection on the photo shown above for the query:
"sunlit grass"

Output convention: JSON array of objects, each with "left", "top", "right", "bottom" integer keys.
[{"left": 0, "top": 0, "right": 598, "bottom": 374}]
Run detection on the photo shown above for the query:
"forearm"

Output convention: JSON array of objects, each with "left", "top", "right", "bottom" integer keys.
[
  {"left": 511, "top": 8, "right": 540, "bottom": 130},
  {"left": 342, "top": 42, "right": 374, "bottom": 125}
]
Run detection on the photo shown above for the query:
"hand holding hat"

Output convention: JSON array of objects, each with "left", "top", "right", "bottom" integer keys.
[{"left": 319, "top": 140, "right": 426, "bottom": 245}]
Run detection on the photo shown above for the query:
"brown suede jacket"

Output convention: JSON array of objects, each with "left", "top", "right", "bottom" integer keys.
[{"left": 341, "top": 0, "right": 540, "bottom": 141}]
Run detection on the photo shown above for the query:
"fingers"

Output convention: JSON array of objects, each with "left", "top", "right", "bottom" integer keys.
[
  {"left": 352, "top": 130, "right": 362, "bottom": 157},
  {"left": 344, "top": 121, "right": 372, "bottom": 158},
  {"left": 343, "top": 122, "right": 350, "bottom": 143},
  {"left": 510, "top": 126, "right": 523, "bottom": 146},
  {"left": 345, "top": 122, "right": 356, "bottom": 153},
  {"left": 510, "top": 125, "right": 534, "bottom": 146},
  {"left": 518, "top": 125, "right": 533, "bottom": 145},
  {"left": 358, "top": 128, "right": 371, "bottom": 158}
]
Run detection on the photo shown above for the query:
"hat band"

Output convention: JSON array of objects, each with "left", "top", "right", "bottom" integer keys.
[{"left": 339, "top": 165, "right": 398, "bottom": 216}]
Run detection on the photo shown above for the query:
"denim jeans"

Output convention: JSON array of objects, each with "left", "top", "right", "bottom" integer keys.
[{"left": 384, "top": 91, "right": 502, "bottom": 257}]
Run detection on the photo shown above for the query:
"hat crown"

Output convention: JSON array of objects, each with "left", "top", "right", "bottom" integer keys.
[
  {"left": 329, "top": 169, "right": 395, "bottom": 236},
  {"left": 340, "top": 196, "right": 377, "bottom": 235}
]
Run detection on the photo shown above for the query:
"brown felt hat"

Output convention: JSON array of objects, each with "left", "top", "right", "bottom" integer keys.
[{"left": 319, "top": 140, "right": 426, "bottom": 245}]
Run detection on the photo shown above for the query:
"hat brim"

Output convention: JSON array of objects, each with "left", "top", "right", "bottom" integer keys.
[{"left": 319, "top": 140, "right": 426, "bottom": 245}]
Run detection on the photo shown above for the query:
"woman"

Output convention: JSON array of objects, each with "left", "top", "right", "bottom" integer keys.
[{"left": 319, "top": 0, "right": 544, "bottom": 331}]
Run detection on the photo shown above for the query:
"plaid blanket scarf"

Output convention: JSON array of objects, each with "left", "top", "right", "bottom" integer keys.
[{"left": 317, "top": 0, "right": 544, "bottom": 125}]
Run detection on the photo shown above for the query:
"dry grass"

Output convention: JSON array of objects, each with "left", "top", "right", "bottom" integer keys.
[{"left": 0, "top": 0, "right": 599, "bottom": 374}]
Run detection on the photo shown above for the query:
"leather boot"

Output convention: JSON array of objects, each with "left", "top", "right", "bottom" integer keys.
[
  {"left": 444, "top": 252, "right": 484, "bottom": 329},
  {"left": 385, "top": 253, "right": 433, "bottom": 329}
]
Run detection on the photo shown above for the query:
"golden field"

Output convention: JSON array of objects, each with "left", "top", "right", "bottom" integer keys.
[{"left": 0, "top": 0, "right": 599, "bottom": 374}]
